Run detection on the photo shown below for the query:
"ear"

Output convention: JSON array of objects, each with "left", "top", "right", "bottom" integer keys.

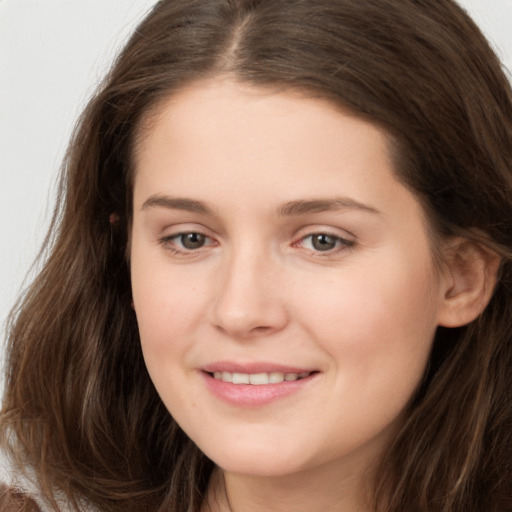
[{"left": 437, "top": 238, "right": 501, "bottom": 328}]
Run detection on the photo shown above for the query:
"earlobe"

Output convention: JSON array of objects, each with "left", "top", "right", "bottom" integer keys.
[{"left": 437, "top": 238, "right": 501, "bottom": 328}]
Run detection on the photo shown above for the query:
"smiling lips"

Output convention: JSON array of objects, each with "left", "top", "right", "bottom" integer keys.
[
  {"left": 202, "top": 365, "right": 318, "bottom": 406},
  {"left": 212, "top": 371, "right": 312, "bottom": 385}
]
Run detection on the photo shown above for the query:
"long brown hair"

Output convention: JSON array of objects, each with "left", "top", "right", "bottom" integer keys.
[{"left": 2, "top": 1, "right": 511, "bottom": 510}]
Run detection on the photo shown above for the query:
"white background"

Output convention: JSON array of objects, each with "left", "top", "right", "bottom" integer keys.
[{"left": 1, "top": 0, "right": 512, "bottom": 358}]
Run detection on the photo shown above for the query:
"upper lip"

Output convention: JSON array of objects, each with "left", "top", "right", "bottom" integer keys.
[{"left": 201, "top": 361, "right": 316, "bottom": 374}]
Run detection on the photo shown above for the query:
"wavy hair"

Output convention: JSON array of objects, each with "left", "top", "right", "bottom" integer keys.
[{"left": 1, "top": 1, "right": 511, "bottom": 510}]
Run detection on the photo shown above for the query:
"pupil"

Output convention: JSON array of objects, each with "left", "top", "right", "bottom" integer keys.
[
  {"left": 182, "top": 233, "right": 205, "bottom": 249},
  {"left": 312, "top": 234, "right": 336, "bottom": 251}
]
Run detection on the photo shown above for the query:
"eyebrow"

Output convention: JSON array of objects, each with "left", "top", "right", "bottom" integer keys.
[
  {"left": 277, "top": 198, "right": 381, "bottom": 216},
  {"left": 141, "top": 195, "right": 215, "bottom": 215},
  {"left": 141, "top": 194, "right": 381, "bottom": 217}
]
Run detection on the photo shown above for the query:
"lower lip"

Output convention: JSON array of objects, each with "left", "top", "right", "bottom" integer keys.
[{"left": 201, "top": 372, "right": 317, "bottom": 406}]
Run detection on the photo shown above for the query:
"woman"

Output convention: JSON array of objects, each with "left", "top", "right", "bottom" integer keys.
[{"left": 1, "top": 0, "right": 511, "bottom": 511}]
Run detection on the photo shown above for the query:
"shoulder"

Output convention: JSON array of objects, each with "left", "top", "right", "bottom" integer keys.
[
  {"left": 0, "top": 451, "right": 98, "bottom": 512},
  {"left": 0, "top": 451, "right": 48, "bottom": 511},
  {"left": 0, "top": 461, "right": 45, "bottom": 511},
  {"left": 0, "top": 484, "right": 42, "bottom": 511}
]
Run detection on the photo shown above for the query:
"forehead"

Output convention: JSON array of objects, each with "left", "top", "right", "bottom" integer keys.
[
  {"left": 134, "top": 77, "right": 395, "bottom": 164},
  {"left": 135, "top": 79, "right": 393, "bottom": 166},
  {"left": 131, "top": 78, "right": 425, "bottom": 225}
]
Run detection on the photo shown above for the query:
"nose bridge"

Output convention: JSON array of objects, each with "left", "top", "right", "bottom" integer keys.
[{"left": 211, "top": 239, "right": 287, "bottom": 338}]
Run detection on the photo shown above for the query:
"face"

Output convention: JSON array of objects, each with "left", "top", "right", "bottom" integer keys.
[{"left": 130, "top": 79, "right": 448, "bottom": 480}]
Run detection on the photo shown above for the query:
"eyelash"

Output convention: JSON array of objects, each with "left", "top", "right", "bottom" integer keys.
[
  {"left": 159, "top": 232, "right": 218, "bottom": 255},
  {"left": 294, "top": 233, "right": 355, "bottom": 256},
  {"left": 158, "top": 231, "right": 355, "bottom": 257}
]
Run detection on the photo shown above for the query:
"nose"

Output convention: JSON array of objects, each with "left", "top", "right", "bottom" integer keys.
[{"left": 209, "top": 245, "right": 289, "bottom": 339}]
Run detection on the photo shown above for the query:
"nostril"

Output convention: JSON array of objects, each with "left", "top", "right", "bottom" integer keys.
[{"left": 250, "top": 325, "right": 274, "bottom": 334}]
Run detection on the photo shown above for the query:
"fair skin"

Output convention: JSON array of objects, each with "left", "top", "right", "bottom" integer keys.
[{"left": 130, "top": 78, "right": 496, "bottom": 511}]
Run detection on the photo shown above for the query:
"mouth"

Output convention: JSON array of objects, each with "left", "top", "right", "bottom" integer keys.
[
  {"left": 206, "top": 370, "right": 316, "bottom": 385},
  {"left": 200, "top": 362, "right": 319, "bottom": 405}
]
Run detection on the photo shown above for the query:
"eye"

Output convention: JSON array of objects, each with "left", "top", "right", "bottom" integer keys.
[
  {"left": 175, "top": 232, "right": 208, "bottom": 250},
  {"left": 160, "top": 231, "right": 217, "bottom": 253},
  {"left": 299, "top": 233, "right": 354, "bottom": 252}
]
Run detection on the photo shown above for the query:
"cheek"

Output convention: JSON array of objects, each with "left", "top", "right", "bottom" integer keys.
[
  {"left": 296, "top": 253, "right": 440, "bottom": 386},
  {"left": 132, "top": 271, "right": 208, "bottom": 418},
  {"left": 131, "top": 252, "right": 206, "bottom": 361},
  {"left": 297, "top": 267, "right": 439, "bottom": 447}
]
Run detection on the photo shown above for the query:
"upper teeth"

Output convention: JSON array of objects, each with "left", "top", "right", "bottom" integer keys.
[{"left": 213, "top": 371, "right": 310, "bottom": 385}]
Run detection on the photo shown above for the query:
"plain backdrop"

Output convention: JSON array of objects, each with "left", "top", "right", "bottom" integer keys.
[{"left": 1, "top": 0, "right": 512, "bottom": 368}]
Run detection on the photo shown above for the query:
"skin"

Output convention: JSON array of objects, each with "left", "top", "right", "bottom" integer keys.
[{"left": 130, "top": 78, "right": 462, "bottom": 511}]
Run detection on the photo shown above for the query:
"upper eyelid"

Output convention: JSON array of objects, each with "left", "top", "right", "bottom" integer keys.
[
  {"left": 161, "top": 231, "right": 216, "bottom": 244},
  {"left": 293, "top": 225, "right": 356, "bottom": 241},
  {"left": 159, "top": 223, "right": 217, "bottom": 238},
  {"left": 295, "top": 233, "right": 354, "bottom": 248},
  {"left": 157, "top": 224, "right": 357, "bottom": 245},
  {"left": 300, "top": 232, "right": 352, "bottom": 242},
  {"left": 158, "top": 227, "right": 356, "bottom": 240}
]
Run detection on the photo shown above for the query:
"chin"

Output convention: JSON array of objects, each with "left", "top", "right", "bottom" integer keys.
[
  {"left": 195, "top": 434, "right": 320, "bottom": 478},
  {"left": 215, "top": 454, "right": 306, "bottom": 478}
]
